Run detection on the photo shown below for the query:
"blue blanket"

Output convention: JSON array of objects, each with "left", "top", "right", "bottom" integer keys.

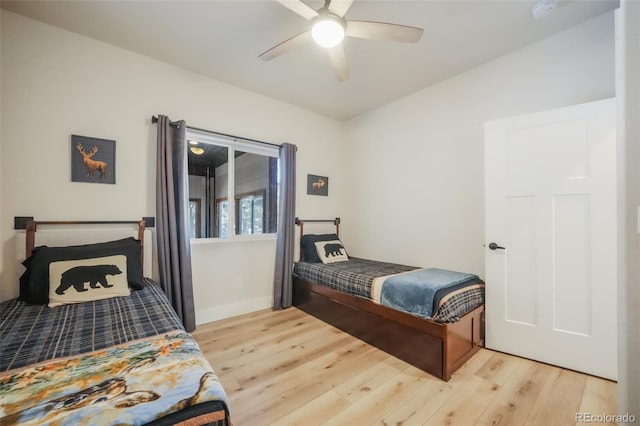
[{"left": 379, "top": 268, "right": 478, "bottom": 318}]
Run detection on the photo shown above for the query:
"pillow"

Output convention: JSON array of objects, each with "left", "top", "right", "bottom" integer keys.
[
  {"left": 314, "top": 240, "right": 349, "bottom": 264},
  {"left": 20, "top": 237, "right": 144, "bottom": 305},
  {"left": 300, "top": 233, "right": 340, "bottom": 263},
  {"left": 48, "top": 254, "right": 130, "bottom": 307}
]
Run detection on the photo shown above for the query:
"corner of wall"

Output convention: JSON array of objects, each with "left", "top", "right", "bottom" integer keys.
[
  {"left": 0, "top": 6, "right": 4, "bottom": 302},
  {"left": 617, "top": 1, "right": 640, "bottom": 422}
]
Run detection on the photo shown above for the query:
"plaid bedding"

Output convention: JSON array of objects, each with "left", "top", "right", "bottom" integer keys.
[
  {"left": 432, "top": 283, "right": 485, "bottom": 323},
  {"left": 0, "top": 279, "right": 231, "bottom": 426},
  {"left": 294, "top": 258, "right": 484, "bottom": 322},
  {"left": 0, "top": 279, "right": 183, "bottom": 372},
  {"left": 294, "top": 258, "right": 417, "bottom": 299}
]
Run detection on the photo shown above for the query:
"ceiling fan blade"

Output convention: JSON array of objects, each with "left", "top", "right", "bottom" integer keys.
[
  {"left": 328, "top": 0, "right": 354, "bottom": 17},
  {"left": 259, "top": 31, "right": 312, "bottom": 61},
  {"left": 345, "top": 20, "right": 424, "bottom": 43},
  {"left": 328, "top": 44, "right": 350, "bottom": 81},
  {"left": 276, "top": 0, "right": 318, "bottom": 20}
]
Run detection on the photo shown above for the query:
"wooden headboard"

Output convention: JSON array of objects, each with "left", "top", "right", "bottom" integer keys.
[{"left": 23, "top": 219, "right": 150, "bottom": 276}]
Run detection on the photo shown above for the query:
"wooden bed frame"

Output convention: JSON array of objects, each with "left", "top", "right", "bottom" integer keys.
[{"left": 292, "top": 218, "right": 485, "bottom": 381}]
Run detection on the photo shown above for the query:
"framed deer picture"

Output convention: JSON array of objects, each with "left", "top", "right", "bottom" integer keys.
[
  {"left": 71, "top": 135, "right": 116, "bottom": 184},
  {"left": 307, "top": 174, "right": 328, "bottom": 196}
]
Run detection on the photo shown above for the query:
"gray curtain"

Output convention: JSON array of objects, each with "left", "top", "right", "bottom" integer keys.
[
  {"left": 273, "top": 143, "right": 297, "bottom": 309},
  {"left": 156, "top": 115, "right": 196, "bottom": 331}
]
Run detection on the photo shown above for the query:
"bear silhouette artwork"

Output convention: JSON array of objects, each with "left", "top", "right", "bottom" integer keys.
[
  {"left": 55, "top": 264, "right": 123, "bottom": 295},
  {"left": 323, "top": 243, "right": 344, "bottom": 258}
]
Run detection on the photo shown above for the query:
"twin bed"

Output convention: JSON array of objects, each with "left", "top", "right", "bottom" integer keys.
[
  {"left": 1, "top": 215, "right": 484, "bottom": 424},
  {"left": 292, "top": 218, "right": 486, "bottom": 381},
  {"left": 0, "top": 220, "right": 231, "bottom": 426}
]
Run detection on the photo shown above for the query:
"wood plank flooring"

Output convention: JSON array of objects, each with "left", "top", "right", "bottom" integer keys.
[{"left": 192, "top": 307, "right": 617, "bottom": 426}]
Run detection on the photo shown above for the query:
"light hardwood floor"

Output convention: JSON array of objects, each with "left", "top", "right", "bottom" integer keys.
[{"left": 192, "top": 307, "right": 617, "bottom": 426}]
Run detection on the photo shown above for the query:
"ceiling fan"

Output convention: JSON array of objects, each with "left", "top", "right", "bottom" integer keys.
[{"left": 259, "top": 0, "right": 424, "bottom": 81}]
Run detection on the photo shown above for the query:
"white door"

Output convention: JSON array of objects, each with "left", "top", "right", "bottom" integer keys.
[{"left": 485, "top": 98, "right": 617, "bottom": 380}]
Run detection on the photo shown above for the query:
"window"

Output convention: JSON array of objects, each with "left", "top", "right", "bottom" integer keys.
[
  {"left": 236, "top": 190, "right": 265, "bottom": 235},
  {"left": 187, "top": 129, "right": 278, "bottom": 239}
]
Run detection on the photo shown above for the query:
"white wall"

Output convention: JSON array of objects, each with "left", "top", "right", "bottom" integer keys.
[
  {"left": 0, "top": 11, "right": 346, "bottom": 321},
  {"left": 618, "top": 1, "right": 640, "bottom": 421},
  {"left": 342, "top": 12, "right": 615, "bottom": 276},
  {"left": 191, "top": 237, "right": 276, "bottom": 324}
]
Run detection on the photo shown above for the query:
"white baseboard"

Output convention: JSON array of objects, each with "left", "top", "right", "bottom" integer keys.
[{"left": 195, "top": 296, "right": 273, "bottom": 325}]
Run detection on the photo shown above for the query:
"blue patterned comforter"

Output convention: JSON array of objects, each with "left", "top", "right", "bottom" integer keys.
[
  {"left": 0, "top": 280, "right": 230, "bottom": 426},
  {"left": 372, "top": 268, "right": 479, "bottom": 318}
]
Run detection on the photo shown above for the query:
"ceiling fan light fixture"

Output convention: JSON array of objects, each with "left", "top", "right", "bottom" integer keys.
[{"left": 311, "top": 15, "right": 345, "bottom": 48}]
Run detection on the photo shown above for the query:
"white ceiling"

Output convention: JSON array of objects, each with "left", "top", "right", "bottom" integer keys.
[{"left": 1, "top": 0, "right": 618, "bottom": 121}]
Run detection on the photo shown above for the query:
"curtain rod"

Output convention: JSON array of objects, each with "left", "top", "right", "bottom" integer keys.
[{"left": 151, "top": 115, "right": 282, "bottom": 148}]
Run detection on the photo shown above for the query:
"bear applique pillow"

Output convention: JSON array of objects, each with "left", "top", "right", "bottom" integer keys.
[
  {"left": 314, "top": 240, "right": 349, "bottom": 264},
  {"left": 20, "top": 237, "right": 144, "bottom": 305},
  {"left": 48, "top": 255, "right": 130, "bottom": 307},
  {"left": 300, "top": 233, "right": 340, "bottom": 262}
]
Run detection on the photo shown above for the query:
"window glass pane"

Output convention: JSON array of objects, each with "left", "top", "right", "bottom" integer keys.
[
  {"left": 238, "top": 197, "right": 251, "bottom": 235},
  {"left": 188, "top": 142, "right": 228, "bottom": 238},
  {"left": 217, "top": 200, "right": 228, "bottom": 238},
  {"left": 188, "top": 202, "right": 196, "bottom": 239},
  {"left": 188, "top": 199, "right": 201, "bottom": 238},
  {"left": 254, "top": 195, "right": 263, "bottom": 234},
  {"left": 234, "top": 152, "right": 277, "bottom": 235}
]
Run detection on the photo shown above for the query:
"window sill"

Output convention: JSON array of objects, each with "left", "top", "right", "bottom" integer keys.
[{"left": 190, "top": 233, "right": 277, "bottom": 244}]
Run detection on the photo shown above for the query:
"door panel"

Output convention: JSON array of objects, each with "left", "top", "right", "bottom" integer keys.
[
  {"left": 505, "top": 196, "right": 537, "bottom": 326},
  {"left": 485, "top": 98, "right": 616, "bottom": 380},
  {"left": 553, "top": 194, "right": 591, "bottom": 336}
]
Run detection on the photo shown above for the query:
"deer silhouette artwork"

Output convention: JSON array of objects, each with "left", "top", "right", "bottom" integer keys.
[
  {"left": 76, "top": 143, "right": 108, "bottom": 179},
  {"left": 312, "top": 178, "right": 325, "bottom": 190}
]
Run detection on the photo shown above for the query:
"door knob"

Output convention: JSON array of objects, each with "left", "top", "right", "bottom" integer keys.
[{"left": 488, "top": 242, "right": 505, "bottom": 250}]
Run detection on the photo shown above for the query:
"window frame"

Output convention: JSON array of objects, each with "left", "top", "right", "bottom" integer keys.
[{"left": 186, "top": 128, "right": 279, "bottom": 241}]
